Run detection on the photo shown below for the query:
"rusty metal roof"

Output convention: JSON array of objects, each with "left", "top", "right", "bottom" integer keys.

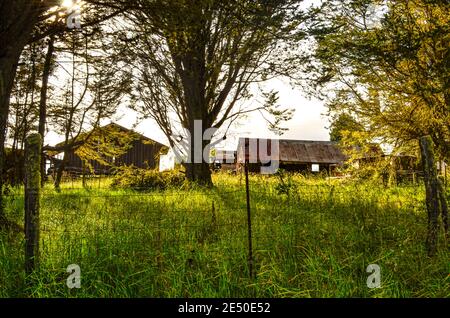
[{"left": 236, "top": 138, "right": 347, "bottom": 164}]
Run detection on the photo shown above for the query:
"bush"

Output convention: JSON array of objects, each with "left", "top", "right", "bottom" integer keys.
[
  {"left": 111, "top": 166, "right": 186, "bottom": 190},
  {"left": 274, "top": 169, "right": 298, "bottom": 196}
]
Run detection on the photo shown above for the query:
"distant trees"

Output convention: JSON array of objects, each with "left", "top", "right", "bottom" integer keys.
[
  {"left": 7, "top": 44, "right": 45, "bottom": 186},
  {"left": 329, "top": 113, "right": 365, "bottom": 143},
  {"left": 47, "top": 29, "right": 131, "bottom": 190},
  {"left": 115, "top": 0, "right": 305, "bottom": 185},
  {"left": 6, "top": 35, "right": 59, "bottom": 187}
]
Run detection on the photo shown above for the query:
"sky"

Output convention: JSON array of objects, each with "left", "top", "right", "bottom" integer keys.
[
  {"left": 45, "top": 77, "right": 331, "bottom": 150},
  {"left": 109, "top": 79, "right": 329, "bottom": 151}
]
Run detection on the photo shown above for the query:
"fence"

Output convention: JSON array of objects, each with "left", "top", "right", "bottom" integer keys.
[
  {"left": 12, "top": 183, "right": 429, "bottom": 276},
  {"left": 3, "top": 172, "right": 443, "bottom": 296},
  {"left": 6, "top": 133, "right": 445, "bottom": 296}
]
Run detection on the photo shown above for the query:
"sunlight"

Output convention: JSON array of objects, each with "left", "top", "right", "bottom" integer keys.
[
  {"left": 62, "top": 0, "right": 74, "bottom": 8},
  {"left": 62, "top": 0, "right": 83, "bottom": 11}
]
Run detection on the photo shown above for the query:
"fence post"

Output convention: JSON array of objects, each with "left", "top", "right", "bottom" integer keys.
[
  {"left": 419, "top": 136, "right": 448, "bottom": 256},
  {"left": 24, "top": 133, "right": 42, "bottom": 274},
  {"left": 244, "top": 161, "right": 254, "bottom": 279}
]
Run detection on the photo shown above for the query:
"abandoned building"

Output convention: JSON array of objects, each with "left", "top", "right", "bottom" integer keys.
[
  {"left": 47, "top": 123, "right": 167, "bottom": 176},
  {"left": 236, "top": 137, "right": 347, "bottom": 174}
]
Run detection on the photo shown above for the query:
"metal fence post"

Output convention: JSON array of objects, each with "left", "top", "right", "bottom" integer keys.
[
  {"left": 24, "top": 133, "right": 42, "bottom": 275},
  {"left": 244, "top": 161, "right": 254, "bottom": 279}
]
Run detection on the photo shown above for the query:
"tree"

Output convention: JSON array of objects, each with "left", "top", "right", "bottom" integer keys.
[
  {"left": 0, "top": 1, "right": 48, "bottom": 227},
  {"left": 329, "top": 113, "right": 364, "bottom": 142},
  {"left": 47, "top": 29, "right": 131, "bottom": 190},
  {"left": 74, "top": 124, "right": 137, "bottom": 173},
  {"left": 7, "top": 44, "right": 44, "bottom": 186},
  {"left": 307, "top": 0, "right": 449, "bottom": 158},
  {"left": 115, "top": 0, "right": 305, "bottom": 185},
  {"left": 0, "top": 0, "right": 130, "bottom": 225},
  {"left": 38, "top": 34, "right": 56, "bottom": 186},
  {"left": 47, "top": 123, "right": 137, "bottom": 187},
  {"left": 306, "top": 0, "right": 449, "bottom": 253}
]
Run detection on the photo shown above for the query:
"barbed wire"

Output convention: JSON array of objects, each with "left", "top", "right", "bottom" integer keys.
[{"left": 3, "top": 182, "right": 434, "bottom": 270}]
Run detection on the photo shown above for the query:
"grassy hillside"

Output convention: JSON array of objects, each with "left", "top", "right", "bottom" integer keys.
[{"left": 0, "top": 173, "right": 448, "bottom": 297}]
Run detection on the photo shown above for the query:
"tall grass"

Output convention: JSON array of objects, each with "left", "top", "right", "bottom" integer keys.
[{"left": 0, "top": 173, "right": 448, "bottom": 297}]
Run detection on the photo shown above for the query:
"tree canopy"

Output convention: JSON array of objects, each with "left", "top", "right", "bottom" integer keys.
[
  {"left": 307, "top": 0, "right": 450, "bottom": 158},
  {"left": 112, "top": 0, "right": 305, "bottom": 184}
]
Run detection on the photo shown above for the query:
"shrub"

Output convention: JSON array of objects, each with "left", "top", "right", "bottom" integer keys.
[
  {"left": 111, "top": 166, "right": 186, "bottom": 190},
  {"left": 274, "top": 169, "right": 298, "bottom": 196}
]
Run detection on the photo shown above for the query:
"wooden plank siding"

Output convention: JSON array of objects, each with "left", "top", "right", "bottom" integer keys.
[
  {"left": 115, "top": 139, "right": 162, "bottom": 169},
  {"left": 49, "top": 123, "right": 167, "bottom": 175}
]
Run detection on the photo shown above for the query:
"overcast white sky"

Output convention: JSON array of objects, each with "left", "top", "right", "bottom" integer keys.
[
  {"left": 46, "top": 77, "right": 331, "bottom": 150},
  {"left": 133, "top": 78, "right": 331, "bottom": 150}
]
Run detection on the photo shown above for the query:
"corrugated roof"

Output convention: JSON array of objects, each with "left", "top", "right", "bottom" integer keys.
[{"left": 237, "top": 138, "right": 346, "bottom": 164}]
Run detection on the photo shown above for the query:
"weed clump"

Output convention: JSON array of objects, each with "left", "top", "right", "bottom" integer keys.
[{"left": 111, "top": 166, "right": 186, "bottom": 190}]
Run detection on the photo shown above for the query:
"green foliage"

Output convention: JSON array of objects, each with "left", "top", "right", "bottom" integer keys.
[
  {"left": 111, "top": 166, "right": 186, "bottom": 190},
  {"left": 274, "top": 169, "right": 298, "bottom": 196},
  {"left": 308, "top": 0, "right": 450, "bottom": 160},
  {"left": 0, "top": 173, "right": 449, "bottom": 297},
  {"left": 263, "top": 91, "right": 295, "bottom": 136},
  {"left": 337, "top": 129, "right": 388, "bottom": 180},
  {"left": 350, "top": 160, "right": 387, "bottom": 182},
  {"left": 75, "top": 124, "right": 137, "bottom": 172},
  {"left": 329, "top": 113, "right": 365, "bottom": 142}
]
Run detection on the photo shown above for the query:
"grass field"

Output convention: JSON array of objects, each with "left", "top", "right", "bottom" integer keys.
[{"left": 0, "top": 173, "right": 449, "bottom": 297}]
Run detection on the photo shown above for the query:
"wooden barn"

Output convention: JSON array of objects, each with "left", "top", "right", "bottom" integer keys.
[
  {"left": 236, "top": 137, "right": 347, "bottom": 174},
  {"left": 48, "top": 123, "right": 167, "bottom": 175}
]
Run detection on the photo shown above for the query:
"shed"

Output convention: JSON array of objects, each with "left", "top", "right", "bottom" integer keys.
[
  {"left": 47, "top": 123, "right": 167, "bottom": 175},
  {"left": 236, "top": 137, "right": 347, "bottom": 173}
]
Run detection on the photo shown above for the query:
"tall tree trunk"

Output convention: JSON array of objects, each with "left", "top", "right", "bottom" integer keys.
[
  {"left": 186, "top": 162, "right": 212, "bottom": 186},
  {"left": 184, "top": 119, "right": 212, "bottom": 186},
  {"left": 0, "top": 1, "right": 41, "bottom": 225},
  {"left": 187, "top": 133, "right": 213, "bottom": 185},
  {"left": 39, "top": 35, "right": 56, "bottom": 187},
  {"left": 0, "top": 48, "right": 24, "bottom": 224},
  {"left": 11, "top": 134, "right": 17, "bottom": 186}
]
